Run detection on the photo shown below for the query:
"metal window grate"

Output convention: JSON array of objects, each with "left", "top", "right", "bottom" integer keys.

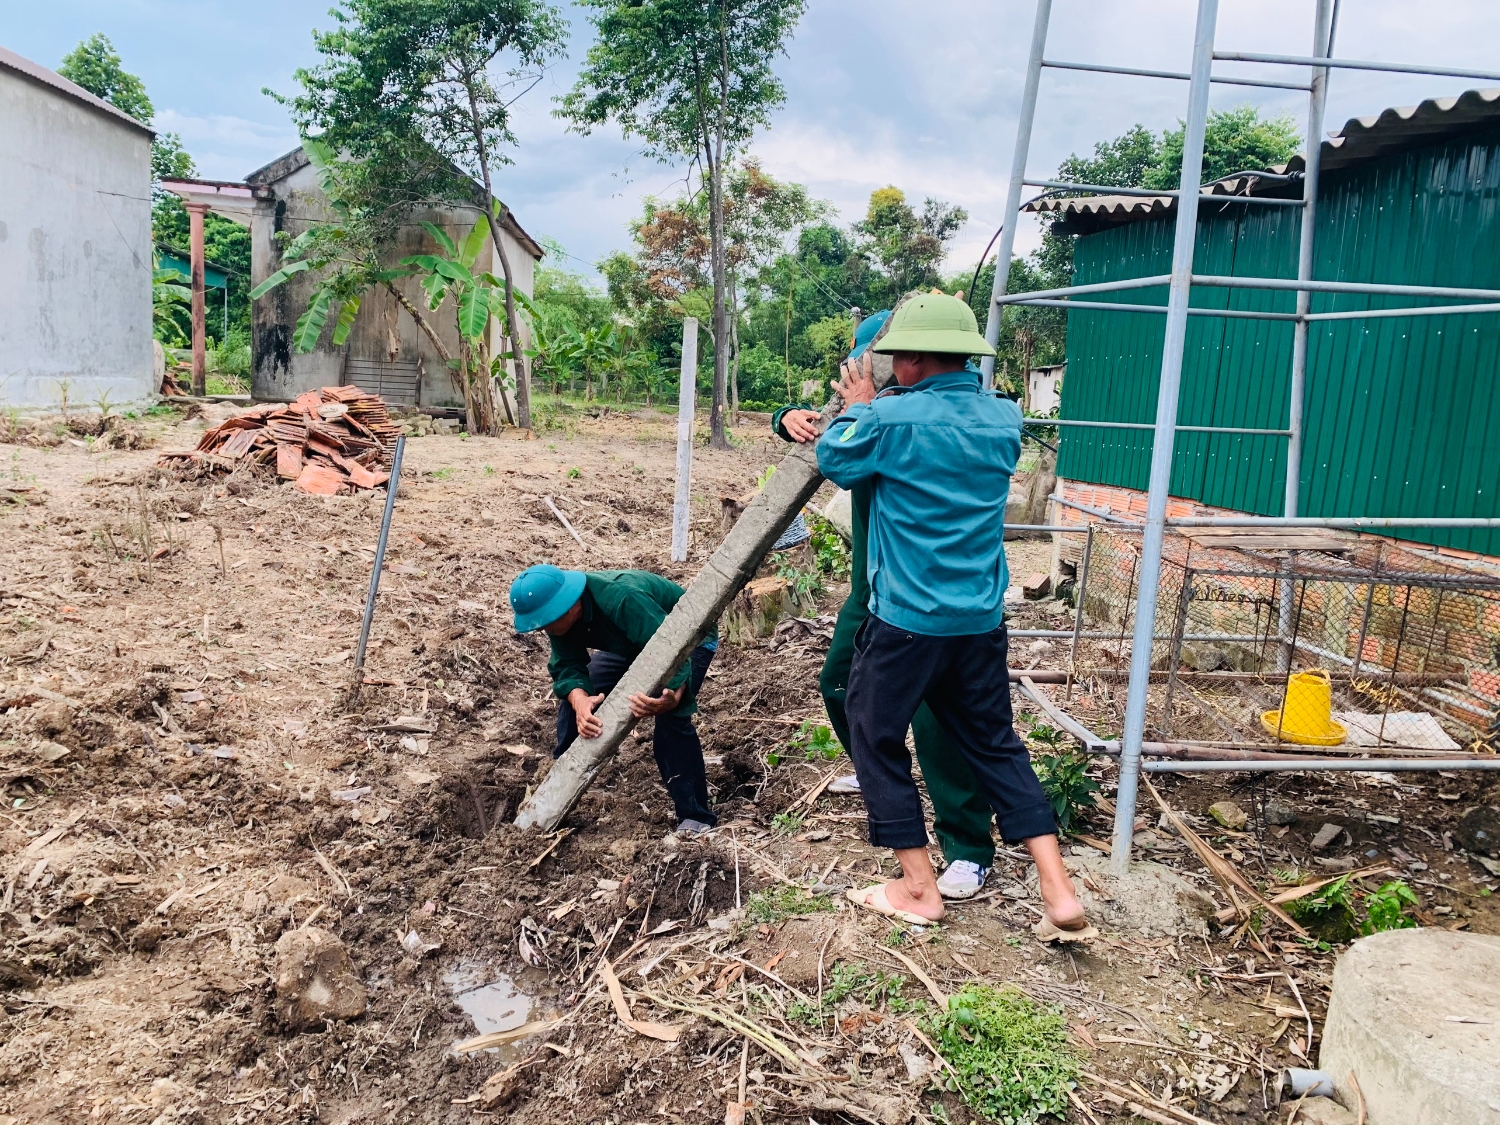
[{"left": 344, "top": 358, "right": 420, "bottom": 406}]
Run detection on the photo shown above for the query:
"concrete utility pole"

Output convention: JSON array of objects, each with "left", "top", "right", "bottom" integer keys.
[
  {"left": 185, "top": 201, "right": 209, "bottom": 397},
  {"left": 516, "top": 418, "right": 831, "bottom": 832},
  {"left": 671, "top": 318, "right": 699, "bottom": 563}
]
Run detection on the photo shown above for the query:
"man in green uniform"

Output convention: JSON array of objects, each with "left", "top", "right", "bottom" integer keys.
[
  {"left": 509, "top": 565, "right": 718, "bottom": 835},
  {"left": 771, "top": 310, "right": 996, "bottom": 899}
]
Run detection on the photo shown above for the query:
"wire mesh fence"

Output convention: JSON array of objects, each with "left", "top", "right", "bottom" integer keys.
[{"left": 1064, "top": 525, "right": 1500, "bottom": 754}]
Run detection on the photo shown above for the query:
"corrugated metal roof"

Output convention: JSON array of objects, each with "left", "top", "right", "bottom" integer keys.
[
  {"left": 0, "top": 45, "right": 154, "bottom": 136},
  {"left": 1027, "top": 86, "right": 1500, "bottom": 227}
]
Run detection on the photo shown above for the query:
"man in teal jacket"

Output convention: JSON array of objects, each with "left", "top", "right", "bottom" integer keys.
[
  {"left": 509, "top": 565, "right": 718, "bottom": 835},
  {"left": 817, "top": 294, "right": 1092, "bottom": 940},
  {"left": 773, "top": 310, "right": 997, "bottom": 899}
]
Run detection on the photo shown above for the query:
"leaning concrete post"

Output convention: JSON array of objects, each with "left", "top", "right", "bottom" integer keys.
[
  {"left": 671, "top": 319, "right": 698, "bottom": 563},
  {"left": 515, "top": 438, "right": 827, "bottom": 832}
]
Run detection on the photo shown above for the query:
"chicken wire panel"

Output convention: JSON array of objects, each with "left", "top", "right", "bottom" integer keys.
[{"left": 1067, "top": 528, "right": 1500, "bottom": 752}]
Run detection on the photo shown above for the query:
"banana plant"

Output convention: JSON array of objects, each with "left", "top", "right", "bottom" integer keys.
[
  {"left": 246, "top": 140, "right": 453, "bottom": 365},
  {"left": 152, "top": 256, "right": 192, "bottom": 345}
]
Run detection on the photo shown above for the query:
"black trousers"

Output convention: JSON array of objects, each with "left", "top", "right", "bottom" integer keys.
[
  {"left": 846, "top": 616, "right": 1055, "bottom": 851},
  {"left": 554, "top": 645, "right": 717, "bottom": 826}
]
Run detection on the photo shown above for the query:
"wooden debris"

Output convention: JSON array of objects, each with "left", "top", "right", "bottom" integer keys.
[
  {"left": 544, "top": 495, "right": 587, "bottom": 551},
  {"left": 159, "top": 385, "right": 398, "bottom": 494},
  {"left": 453, "top": 1020, "right": 559, "bottom": 1054}
]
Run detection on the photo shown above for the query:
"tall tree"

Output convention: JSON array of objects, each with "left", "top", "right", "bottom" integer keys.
[
  {"left": 857, "top": 186, "right": 967, "bottom": 305},
  {"left": 278, "top": 0, "right": 567, "bottom": 429},
  {"left": 559, "top": 0, "right": 806, "bottom": 448},
  {"left": 58, "top": 33, "right": 197, "bottom": 183}
]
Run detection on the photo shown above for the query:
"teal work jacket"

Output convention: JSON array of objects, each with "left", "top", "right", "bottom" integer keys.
[{"left": 815, "top": 369, "right": 1021, "bottom": 636}]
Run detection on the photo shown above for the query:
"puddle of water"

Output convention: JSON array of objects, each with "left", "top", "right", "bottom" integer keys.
[{"left": 445, "top": 964, "right": 532, "bottom": 1038}]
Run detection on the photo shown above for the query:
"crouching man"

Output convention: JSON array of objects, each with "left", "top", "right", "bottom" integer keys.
[
  {"left": 817, "top": 294, "right": 1094, "bottom": 941},
  {"left": 509, "top": 565, "right": 718, "bottom": 836}
]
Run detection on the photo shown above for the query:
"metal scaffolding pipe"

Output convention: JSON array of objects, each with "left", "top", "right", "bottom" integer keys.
[
  {"left": 1143, "top": 758, "right": 1500, "bottom": 773},
  {"left": 1023, "top": 178, "right": 1305, "bottom": 206},
  {"left": 1168, "top": 516, "right": 1500, "bottom": 529},
  {"left": 1038, "top": 418, "right": 1291, "bottom": 436},
  {"left": 1212, "top": 50, "right": 1500, "bottom": 83},
  {"left": 1042, "top": 57, "right": 1309, "bottom": 90},
  {"left": 995, "top": 274, "right": 1173, "bottom": 305},
  {"left": 1305, "top": 302, "right": 1500, "bottom": 321},
  {"left": 1009, "top": 297, "right": 1300, "bottom": 321},
  {"left": 1284, "top": 0, "right": 1333, "bottom": 528},
  {"left": 1192, "top": 274, "right": 1500, "bottom": 301},
  {"left": 979, "top": 0, "right": 1052, "bottom": 390},
  {"left": 1112, "top": 0, "right": 1220, "bottom": 875}
]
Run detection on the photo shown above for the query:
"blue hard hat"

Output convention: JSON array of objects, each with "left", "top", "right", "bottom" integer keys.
[
  {"left": 509, "top": 564, "right": 586, "bottom": 632},
  {"left": 849, "top": 309, "right": 891, "bottom": 359}
]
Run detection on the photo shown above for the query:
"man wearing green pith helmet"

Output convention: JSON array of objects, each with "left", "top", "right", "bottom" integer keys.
[
  {"left": 509, "top": 565, "right": 719, "bottom": 836},
  {"left": 773, "top": 305, "right": 998, "bottom": 900}
]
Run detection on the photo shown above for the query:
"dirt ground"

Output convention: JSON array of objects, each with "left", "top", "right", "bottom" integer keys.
[{"left": 2, "top": 403, "right": 1497, "bottom": 1125}]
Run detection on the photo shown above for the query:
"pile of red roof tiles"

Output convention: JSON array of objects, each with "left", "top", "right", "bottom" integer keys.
[{"left": 159, "top": 386, "right": 400, "bottom": 495}]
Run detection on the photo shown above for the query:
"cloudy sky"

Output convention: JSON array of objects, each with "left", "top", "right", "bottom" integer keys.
[{"left": 11, "top": 0, "right": 1500, "bottom": 281}]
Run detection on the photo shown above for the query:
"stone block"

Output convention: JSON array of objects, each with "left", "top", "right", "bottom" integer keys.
[
  {"left": 1319, "top": 929, "right": 1500, "bottom": 1125},
  {"left": 273, "top": 927, "right": 367, "bottom": 1030}
]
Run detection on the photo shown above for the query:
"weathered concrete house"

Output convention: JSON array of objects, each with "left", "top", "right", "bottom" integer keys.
[
  {"left": 0, "top": 47, "right": 154, "bottom": 409},
  {"left": 244, "top": 147, "right": 543, "bottom": 408}
]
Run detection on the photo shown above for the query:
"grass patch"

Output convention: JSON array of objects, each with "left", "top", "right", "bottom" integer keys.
[
  {"left": 787, "top": 961, "right": 927, "bottom": 1025},
  {"left": 923, "top": 984, "right": 1079, "bottom": 1125},
  {"left": 743, "top": 884, "right": 836, "bottom": 926},
  {"left": 770, "top": 808, "right": 806, "bottom": 836},
  {"left": 427, "top": 467, "right": 456, "bottom": 481}
]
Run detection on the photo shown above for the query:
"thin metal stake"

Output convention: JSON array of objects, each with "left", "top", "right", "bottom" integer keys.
[
  {"left": 1111, "top": 0, "right": 1220, "bottom": 875},
  {"left": 351, "top": 436, "right": 406, "bottom": 700},
  {"left": 1066, "top": 524, "right": 1095, "bottom": 701}
]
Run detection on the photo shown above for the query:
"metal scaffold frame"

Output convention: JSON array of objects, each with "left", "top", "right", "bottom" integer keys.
[{"left": 980, "top": 0, "right": 1500, "bottom": 873}]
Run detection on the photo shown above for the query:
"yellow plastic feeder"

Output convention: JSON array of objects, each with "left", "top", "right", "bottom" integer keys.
[{"left": 1261, "top": 668, "right": 1348, "bottom": 746}]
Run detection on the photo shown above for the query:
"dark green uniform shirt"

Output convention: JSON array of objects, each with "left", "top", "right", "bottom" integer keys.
[{"left": 545, "top": 569, "right": 717, "bottom": 715}]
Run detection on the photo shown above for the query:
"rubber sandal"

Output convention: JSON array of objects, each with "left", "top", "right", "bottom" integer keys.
[
  {"left": 1033, "top": 914, "right": 1098, "bottom": 943},
  {"left": 845, "top": 884, "right": 939, "bottom": 926}
]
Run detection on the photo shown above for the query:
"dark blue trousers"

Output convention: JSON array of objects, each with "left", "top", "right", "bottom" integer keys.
[
  {"left": 846, "top": 616, "right": 1055, "bottom": 850},
  {"left": 554, "top": 645, "right": 717, "bottom": 826}
]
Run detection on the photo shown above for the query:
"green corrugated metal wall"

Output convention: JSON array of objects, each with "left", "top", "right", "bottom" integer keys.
[{"left": 1056, "top": 124, "right": 1500, "bottom": 555}]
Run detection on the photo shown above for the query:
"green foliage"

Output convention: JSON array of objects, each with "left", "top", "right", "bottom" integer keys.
[
  {"left": 787, "top": 961, "right": 923, "bottom": 1024},
  {"left": 791, "top": 719, "right": 838, "bottom": 760},
  {"left": 770, "top": 808, "right": 805, "bottom": 835},
  {"left": 565, "top": 466, "right": 581, "bottom": 479},
  {"left": 1361, "top": 880, "right": 1420, "bottom": 935},
  {"left": 923, "top": 985, "right": 1079, "bottom": 1125},
  {"left": 152, "top": 196, "right": 251, "bottom": 343},
  {"left": 1146, "top": 106, "right": 1302, "bottom": 190},
  {"left": 743, "top": 884, "right": 835, "bottom": 925},
  {"left": 808, "top": 514, "right": 850, "bottom": 581},
  {"left": 1030, "top": 746, "right": 1100, "bottom": 835},
  {"left": 858, "top": 186, "right": 967, "bottom": 305},
  {"left": 771, "top": 549, "right": 821, "bottom": 604},
  {"left": 58, "top": 34, "right": 152, "bottom": 122},
  {"left": 152, "top": 258, "right": 192, "bottom": 346}
]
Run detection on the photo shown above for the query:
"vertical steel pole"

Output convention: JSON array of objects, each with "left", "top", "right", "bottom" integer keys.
[
  {"left": 671, "top": 318, "right": 700, "bottom": 563},
  {"left": 1066, "top": 524, "right": 1095, "bottom": 701},
  {"left": 1110, "top": 0, "right": 1220, "bottom": 874},
  {"left": 1284, "top": 0, "right": 1334, "bottom": 519},
  {"left": 1279, "top": 0, "right": 1334, "bottom": 670},
  {"left": 351, "top": 436, "right": 406, "bottom": 700},
  {"left": 979, "top": 0, "right": 1052, "bottom": 391}
]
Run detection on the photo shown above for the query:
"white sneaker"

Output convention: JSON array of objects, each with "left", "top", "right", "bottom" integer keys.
[
  {"left": 827, "top": 775, "right": 862, "bottom": 794},
  {"left": 937, "top": 860, "right": 990, "bottom": 900}
]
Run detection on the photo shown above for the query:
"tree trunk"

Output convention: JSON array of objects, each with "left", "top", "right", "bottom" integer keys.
[
  {"left": 729, "top": 268, "right": 740, "bottom": 423},
  {"left": 514, "top": 436, "right": 829, "bottom": 832},
  {"left": 384, "top": 281, "right": 463, "bottom": 399},
  {"left": 484, "top": 201, "right": 532, "bottom": 430},
  {"left": 707, "top": 159, "right": 729, "bottom": 448}
]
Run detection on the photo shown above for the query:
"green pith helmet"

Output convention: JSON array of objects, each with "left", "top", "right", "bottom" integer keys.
[
  {"left": 509, "top": 564, "right": 586, "bottom": 632},
  {"left": 871, "top": 293, "right": 996, "bottom": 357}
]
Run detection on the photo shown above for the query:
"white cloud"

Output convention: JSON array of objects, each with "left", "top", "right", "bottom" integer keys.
[{"left": 154, "top": 108, "right": 298, "bottom": 180}]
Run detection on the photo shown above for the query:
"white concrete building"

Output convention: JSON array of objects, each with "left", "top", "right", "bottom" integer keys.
[{"left": 0, "top": 47, "right": 154, "bottom": 410}]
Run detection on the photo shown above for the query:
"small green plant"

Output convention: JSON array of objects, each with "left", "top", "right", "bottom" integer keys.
[
  {"left": 1285, "top": 874, "right": 1359, "bottom": 943},
  {"left": 770, "top": 808, "right": 806, "bottom": 836},
  {"left": 566, "top": 466, "right": 581, "bottom": 479},
  {"left": 1026, "top": 722, "right": 1064, "bottom": 748},
  {"left": 743, "top": 885, "right": 836, "bottom": 926},
  {"left": 145, "top": 403, "right": 178, "bottom": 417},
  {"left": 483, "top": 464, "right": 495, "bottom": 476},
  {"left": 1031, "top": 747, "right": 1100, "bottom": 835},
  {"left": 787, "top": 962, "right": 922, "bottom": 1024},
  {"left": 808, "top": 514, "right": 850, "bottom": 580},
  {"left": 771, "top": 550, "right": 822, "bottom": 605},
  {"left": 428, "top": 467, "right": 456, "bottom": 481},
  {"left": 1361, "top": 879, "right": 1419, "bottom": 935},
  {"left": 882, "top": 926, "right": 911, "bottom": 948},
  {"left": 766, "top": 719, "right": 840, "bottom": 767},
  {"left": 923, "top": 985, "right": 1080, "bottom": 1125}
]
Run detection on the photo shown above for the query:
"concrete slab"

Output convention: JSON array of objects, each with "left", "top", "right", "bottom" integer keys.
[{"left": 1319, "top": 928, "right": 1500, "bottom": 1125}]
